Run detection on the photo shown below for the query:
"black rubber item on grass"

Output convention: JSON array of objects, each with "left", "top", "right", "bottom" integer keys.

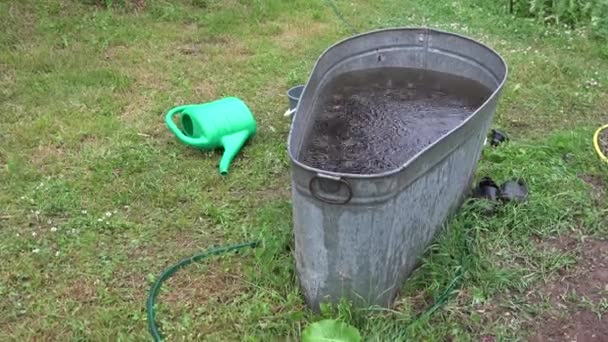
[
  {"left": 473, "top": 176, "right": 501, "bottom": 201},
  {"left": 499, "top": 179, "right": 528, "bottom": 203},
  {"left": 489, "top": 129, "right": 509, "bottom": 147}
]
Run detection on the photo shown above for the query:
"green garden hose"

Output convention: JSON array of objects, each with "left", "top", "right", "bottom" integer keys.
[
  {"left": 146, "top": 241, "right": 259, "bottom": 341},
  {"left": 146, "top": 230, "right": 469, "bottom": 341}
]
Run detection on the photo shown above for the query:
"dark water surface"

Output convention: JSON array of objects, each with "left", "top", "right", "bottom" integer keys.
[{"left": 300, "top": 67, "right": 492, "bottom": 174}]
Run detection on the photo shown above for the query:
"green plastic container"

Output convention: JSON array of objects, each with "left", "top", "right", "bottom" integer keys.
[{"left": 165, "top": 97, "right": 256, "bottom": 175}]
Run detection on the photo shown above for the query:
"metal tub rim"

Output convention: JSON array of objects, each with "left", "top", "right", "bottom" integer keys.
[{"left": 287, "top": 27, "right": 508, "bottom": 180}]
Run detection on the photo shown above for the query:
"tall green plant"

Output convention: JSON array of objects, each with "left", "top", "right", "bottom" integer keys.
[
  {"left": 510, "top": 0, "right": 608, "bottom": 39},
  {"left": 591, "top": 0, "right": 608, "bottom": 39}
]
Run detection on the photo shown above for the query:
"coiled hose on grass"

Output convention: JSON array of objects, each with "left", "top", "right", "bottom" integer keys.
[
  {"left": 146, "top": 229, "right": 471, "bottom": 341},
  {"left": 146, "top": 241, "right": 259, "bottom": 341},
  {"left": 593, "top": 124, "right": 608, "bottom": 163}
]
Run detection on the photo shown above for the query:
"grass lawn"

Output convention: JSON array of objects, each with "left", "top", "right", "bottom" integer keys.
[{"left": 1, "top": 0, "right": 607, "bottom": 340}]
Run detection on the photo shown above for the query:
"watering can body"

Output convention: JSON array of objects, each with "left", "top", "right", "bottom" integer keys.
[{"left": 165, "top": 97, "right": 256, "bottom": 175}]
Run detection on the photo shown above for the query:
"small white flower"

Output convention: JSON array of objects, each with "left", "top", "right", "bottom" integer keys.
[
  {"left": 47, "top": 219, "right": 52, "bottom": 224},
  {"left": 32, "top": 248, "right": 40, "bottom": 254},
  {"left": 105, "top": 221, "right": 110, "bottom": 225},
  {"left": 16, "top": 233, "right": 20, "bottom": 237},
  {"left": 35, "top": 210, "right": 40, "bottom": 215},
  {"left": 50, "top": 227, "right": 57, "bottom": 232},
  {"left": 105, "top": 211, "right": 112, "bottom": 217},
  {"left": 20, "top": 196, "right": 25, "bottom": 200},
  {"left": 71, "top": 228, "right": 77, "bottom": 234},
  {"left": 113, "top": 209, "right": 117, "bottom": 214},
  {"left": 32, "top": 232, "right": 37, "bottom": 237},
  {"left": 55, "top": 251, "right": 60, "bottom": 257},
  {"left": 97, "top": 218, "right": 103, "bottom": 222},
  {"left": 123, "top": 205, "right": 129, "bottom": 209},
  {"left": 81, "top": 210, "right": 88, "bottom": 214}
]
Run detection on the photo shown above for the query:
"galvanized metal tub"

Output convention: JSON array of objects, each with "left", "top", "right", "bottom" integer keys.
[{"left": 288, "top": 28, "right": 507, "bottom": 310}]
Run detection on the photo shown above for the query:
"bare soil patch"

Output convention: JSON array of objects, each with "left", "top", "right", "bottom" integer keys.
[
  {"left": 529, "top": 236, "right": 608, "bottom": 341},
  {"left": 30, "top": 144, "right": 65, "bottom": 168},
  {"left": 580, "top": 173, "right": 606, "bottom": 202},
  {"left": 276, "top": 21, "right": 328, "bottom": 50},
  {"left": 159, "top": 261, "right": 248, "bottom": 307}
]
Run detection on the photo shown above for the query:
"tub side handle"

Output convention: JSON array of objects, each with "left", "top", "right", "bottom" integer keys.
[{"left": 309, "top": 173, "right": 353, "bottom": 205}]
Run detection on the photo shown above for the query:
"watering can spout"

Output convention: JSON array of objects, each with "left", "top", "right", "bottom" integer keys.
[{"left": 219, "top": 130, "right": 250, "bottom": 175}]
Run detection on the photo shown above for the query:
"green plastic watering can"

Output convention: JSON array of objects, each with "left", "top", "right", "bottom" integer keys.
[{"left": 165, "top": 97, "right": 256, "bottom": 175}]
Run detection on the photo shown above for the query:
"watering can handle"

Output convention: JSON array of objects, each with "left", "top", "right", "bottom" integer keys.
[{"left": 165, "top": 105, "right": 207, "bottom": 146}]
